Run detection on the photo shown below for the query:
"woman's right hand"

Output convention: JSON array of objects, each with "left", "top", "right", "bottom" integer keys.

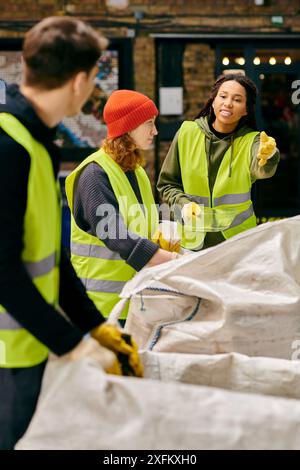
[
  {"left": 151, "top": 221, "right": 181, "bottom": 253},
  {"left": 181, "top": 202, "right": 202, "bottom": 225},
  {"left": 146, "top": 248, "right": 180, "bottom": 267}
]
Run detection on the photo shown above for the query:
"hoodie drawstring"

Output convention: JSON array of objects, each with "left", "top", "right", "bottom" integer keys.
[
  {"left": 207, "top": 137, "right": 212, "bottom": 179},
  {"left": 228, "top": 135, "right": 234, "bottom": 178}
]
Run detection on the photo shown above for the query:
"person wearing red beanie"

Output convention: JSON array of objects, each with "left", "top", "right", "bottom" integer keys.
[
  {"left": 66, "top": 89, "right": 179, "bottom": 323},
  {"left": 103, "top": 89, "right": 159, "bottom": 140}
]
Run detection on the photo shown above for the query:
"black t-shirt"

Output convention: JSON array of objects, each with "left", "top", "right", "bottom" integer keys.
[{"left": 209, "top": 121, "right": 233, "bottom": 140}]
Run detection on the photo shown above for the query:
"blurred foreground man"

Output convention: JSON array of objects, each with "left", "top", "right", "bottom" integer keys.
[{"left": 0, "top": 17, "right": 141, "bottom": 450}]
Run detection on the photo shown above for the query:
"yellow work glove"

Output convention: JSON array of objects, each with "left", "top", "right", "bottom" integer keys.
[
  {"left": 257, "top": 131, "right": 277, "bottom": 167},
  {"left": 60, "top": 337, "right": 122, "bottom": 375},
  {"left": 91, "top": 323, "right": 143, "bottom": 378},
  {"left": 151, "top": 221, "right": 181, "bottom": 253},
  {"left": 181, "top": 202, "right": 202, "bottom": 225}
]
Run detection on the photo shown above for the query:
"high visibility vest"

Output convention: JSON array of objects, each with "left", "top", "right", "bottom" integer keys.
[
  {"left": 65, "top": 149, "right": 158, "bottom": 319},
  {"left": 178, "top": 121, "right": 258, "bottom": 250},
  {"left": 0, "top": 113, "right": 61, "bottom": 368}
]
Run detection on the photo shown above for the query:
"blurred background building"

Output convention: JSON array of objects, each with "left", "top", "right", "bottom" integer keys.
[{"left": 1, "top": 0, "right": 300, "bottom": 226}]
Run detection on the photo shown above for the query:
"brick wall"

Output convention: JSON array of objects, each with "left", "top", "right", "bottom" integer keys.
[
  {"left": 158, "top": 43, "right": 215, "bottom": 177},
  {"left": 183, "top": 43, "right": 215, "bottom": 121},
  {"left": 133, "top": 36, "right": 156, "bottom": 184},
  {"left": 1, "top": 0, "right": 299, "bottom": 187},
  {"left": 1, "top": 0, "right": 299, "bottom": 29}
]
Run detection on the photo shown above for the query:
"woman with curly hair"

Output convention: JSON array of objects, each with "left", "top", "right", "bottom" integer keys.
[
  {"left": 66, "top": 90, "right": 177, "bottom": 320},
  {"left": 157, "top": 73, "right": 280, "bottom": 251}
]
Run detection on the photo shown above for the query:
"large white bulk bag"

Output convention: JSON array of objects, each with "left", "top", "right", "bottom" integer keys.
[
  {"left": 141, "top": 350, "right": 300, "bottom": 399},
  {"left": 114, "top": 216, "right": 300, "bottom": 359},
  {"left": 15, "top": 358, "right": 300, "bottom": 450}
]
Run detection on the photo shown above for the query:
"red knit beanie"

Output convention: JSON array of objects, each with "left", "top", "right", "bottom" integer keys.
[{"left": 103, "top": 89, "right": 158, "bottom": 139}]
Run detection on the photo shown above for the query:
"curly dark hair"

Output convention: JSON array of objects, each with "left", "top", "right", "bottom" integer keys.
[{"left": 196, "top": 73, "right": 258, "bottom": 130}]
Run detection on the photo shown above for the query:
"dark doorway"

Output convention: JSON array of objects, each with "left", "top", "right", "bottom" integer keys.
[{"left": 254, "top": 71, "right": 300, "bottom": 216}]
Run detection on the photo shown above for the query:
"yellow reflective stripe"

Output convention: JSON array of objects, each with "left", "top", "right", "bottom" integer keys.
[
  {"left": 228, "top": 205, "right": 254, "bottom": 229},
  {"left": 71, "top": 242, "right": 122, "bottom": 261},
  {"left": 214, "top": 192, "right": 251, "bottom": 206},
  {"left": 0, "top": 312, "right": 21, "bottom": 330},
  {"left": 81, "top": 278, "right": 126, "bottom": 293},
  {"left": 24, "top": 252, "right": 56, "bottom": 277}
]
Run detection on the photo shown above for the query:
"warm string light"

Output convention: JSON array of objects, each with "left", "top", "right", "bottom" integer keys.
[{"left": 222, "top": 55, "right": 292, "bottom": 66}]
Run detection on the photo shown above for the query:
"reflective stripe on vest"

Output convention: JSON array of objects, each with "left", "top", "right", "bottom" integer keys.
[
  {"left": 66, "top": 149, "right": 158, "bottom": 319},
  {"left": 80, "top": 278, "right": 126, "bottom": 293},
  {"left": 0, "top": 113, "right": 61, "bottom": 368},
  {"left": 178, "top": 121, "right": 258, "bottom": 249},
  {"left": 184, "top": 194, "right": 210, "bottom": 206},
  {"left": 71, "top": 242, "right": 122, "bottom": 261},
  {"left": 0, "top": 313, "right": 22, "bottom": 330},
  {"left": 25, "top": 252, "right": 57, "bottom": 277},
  {"left": 213, "top": 191, "right": 251, "bottom": 206},
  {"left": 229, "top": 204, "right": 254, "bottom": 229}
]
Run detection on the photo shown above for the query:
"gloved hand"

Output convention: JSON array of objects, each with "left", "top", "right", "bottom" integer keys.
[
  {"left": 60, "top": 337, "right": 122, "bottom": 375},
  {"left": 257, "top": 131, "right": 277, "bottom": 167},
  {"left": 152, "top": 221, "right": 181, "bottom": 253},
  {"left": 91, "top": 323, "right": 143, "bottom": 377},
  {"left": 181, "top": 202, "right": 202, "bottom": 225}
]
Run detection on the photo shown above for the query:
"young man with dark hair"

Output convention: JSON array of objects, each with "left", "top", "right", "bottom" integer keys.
[{"left": 0, "top": 17, "right": 141, "bottom": 450}]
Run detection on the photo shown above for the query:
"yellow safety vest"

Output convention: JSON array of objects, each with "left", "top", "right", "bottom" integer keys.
[
  {"left": 0, "top": 113, "right": 61, "bottom": 368},
  {"left": 65, "top": 149, "right": 158, "bottom": 319},
  {"left": 178, "top": 121, "right": 258, "bottom": 250}
]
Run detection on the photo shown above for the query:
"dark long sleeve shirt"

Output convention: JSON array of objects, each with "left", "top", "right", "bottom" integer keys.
[
  {"left": 0, "top": 84, "right": 104, "bottom": 356},
  {"left": 73, "top": 162, "right": 159, "bottom": 272}
]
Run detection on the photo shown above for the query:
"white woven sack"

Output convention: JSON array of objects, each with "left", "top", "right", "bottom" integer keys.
[
  {"left": 141, "top": 350, "right": 300, "bottom": 399},
  {"left": 110, "top": 216, "right": 300, "bottom": 359},
  {"left": 15, "top": 358, "right": 300, "bottom": 450}
]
